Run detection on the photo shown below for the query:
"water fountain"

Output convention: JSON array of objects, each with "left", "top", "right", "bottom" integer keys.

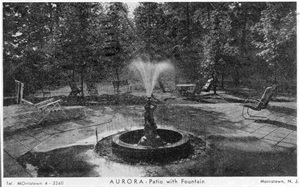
[
  {"left": 103, "top": 58, "right": 192, "bottom": 161},
  {"left": 16, "top": 58, "right": 206, "bottom": 176}
]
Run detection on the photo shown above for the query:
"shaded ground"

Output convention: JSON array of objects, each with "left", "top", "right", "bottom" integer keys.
[
  {"left": 2, "top": 86, "right": 297, "bottom": 177},
  {"left": 16, "top": 136, "right": 296, "bottom": 177}
]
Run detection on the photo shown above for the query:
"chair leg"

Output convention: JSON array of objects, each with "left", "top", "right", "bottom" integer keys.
[
  {"left": 246, "top": 107, "right": 258, "bottom": 117},
  {"left": 55, "top": 102, "right": 69, "bottom": 119},
  {"left": 36, "top": 102, "right": 69, "bottom": 125},
  {"left": 61, "top": 109, "right": 69, "bottom": 119},
  {"left": 246, "top": 107, "right": 251, "bottom": 117},
  {"left": 246, "top": 108, "right": 267, "bottom": 118},
  {"left": 58, "top": 105, "right": 69, "bottom": 119},
  {"left": 37, "top": 111, "right": 51, "bottom": 125},
  {"left": 32, "top": 109, "right": 46, "bottom": 123},
  {"left": 38, "top": 103, "right": 59, "bottom": 124},
  {"left": 242, "top": 106, "right": 259, "bottom": 118}
]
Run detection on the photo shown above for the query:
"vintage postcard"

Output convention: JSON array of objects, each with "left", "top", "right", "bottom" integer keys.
[{"left": 1, "top": 0, "right": 298, "bottom": 186}]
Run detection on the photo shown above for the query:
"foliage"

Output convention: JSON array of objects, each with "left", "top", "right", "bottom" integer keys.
[
  {"left": 54, "top": 3, "right": 105, "bottom": 96},
  {"left": 251, "top": 2, "right": 296, "bottom": 83},
  {"left": 3, "top": 3, "right": 60, "bottom": 95},
  {"left": 3, "top": 2, "right": 297, "bottom": 96},
  {"left": 102, "top": 2, "right": 135, "bottom": 81}
]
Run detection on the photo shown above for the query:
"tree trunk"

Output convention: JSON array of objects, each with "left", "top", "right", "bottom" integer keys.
[
  {"left": 158, "top": 77, "right": 166, "bottom": 93},
  {"left": 115, "top": 65, "right": 120, "bottom": 93},
  {"left": 72, "top": 70, "right": 75, "bottom": 81},
  {"left": 221, "top": 66, "right": 225, "bottom": 90},
  {"left": 80, "top": 69, "right": 85, "bottom": 98},
  {"left": 186, "top": 3, "right": 191, "bottom": 46}
]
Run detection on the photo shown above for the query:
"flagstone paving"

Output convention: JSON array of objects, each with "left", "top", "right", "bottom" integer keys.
[{"left": 2, "top": 100, "right": 297, "bottom": 177}]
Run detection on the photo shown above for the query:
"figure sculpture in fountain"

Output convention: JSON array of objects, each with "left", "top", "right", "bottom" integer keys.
[
  {"left": 138, "top": 96, "right": 165, "bottom": 147},
  {"left": 131, "top": 57, "right": 173, "bottom": 147}
]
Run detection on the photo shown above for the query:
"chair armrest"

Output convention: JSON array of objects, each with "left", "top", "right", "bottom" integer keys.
[
  {"left": 34, "top": 98, "right": 54, "bottom": 107},
  {"left": 38, "top": 99, "right": 62, "bottom": 110}
]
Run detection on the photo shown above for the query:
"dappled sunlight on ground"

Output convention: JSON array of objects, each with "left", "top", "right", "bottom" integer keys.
[{"left": 3, "top": 88, "right": 297, "bottom": 177}]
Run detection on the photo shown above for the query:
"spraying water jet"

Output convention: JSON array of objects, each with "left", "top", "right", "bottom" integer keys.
[{"left": 107, "top": 57, "right": 192, "bottom": 161}]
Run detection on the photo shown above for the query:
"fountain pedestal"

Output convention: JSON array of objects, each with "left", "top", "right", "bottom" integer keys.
[{"left": 138, "top": 128, "right": 166, "bottom": 147}]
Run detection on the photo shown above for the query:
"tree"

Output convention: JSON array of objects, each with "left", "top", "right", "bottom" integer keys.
[
  {"left": 227, "top": 3, "right": 268, "bottom": 86},
  {"left": 196, "top": 2, "right": 237, "bottom": 92},
  {"left": 3, "top": 3, "right": 59, "bottom": 95},
  {"left": 251, "top": 2, "right": 296, "bottom": 85},
  {"left": 134, "top": 2, "right": 167, "bottom": 59},
  {"left": 163, "top": 2, "right": 204, "bottom": 82},
  {"left": 134, "top": 2, "right": 205, "bottom": 87},
  {"left": 54, "top": 3, "right": 107, "bottom": 97},
  {"left": 101, "top": 2, "right": 135, "bottom": 92},
  {"left": 4, "top": 2, "right": 296, "bottom": 98}
]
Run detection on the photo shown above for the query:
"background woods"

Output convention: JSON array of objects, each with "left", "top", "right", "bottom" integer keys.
[{"left": 3, "top": 2, "right": 296, "bottom": 96}]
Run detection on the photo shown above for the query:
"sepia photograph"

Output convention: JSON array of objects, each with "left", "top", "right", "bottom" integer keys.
[{"left": 1, "top": 0, "right": 298, "bottom": 186}]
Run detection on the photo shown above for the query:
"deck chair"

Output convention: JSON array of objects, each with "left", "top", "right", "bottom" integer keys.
[
  {"left": 69, "top": 81, "right": 82, "bottom": 98},
  {"left": 87, "top": 82, "right": 99, "bottom": 96},
  {"left": 184, "top": 80, "right": 203, "bottom": 101},
  {"left": 202, "top": 78, "right": 213, "bottom": 92},
  {"left": 22, "top": 98, "right": 68, "bottom": 124},
  {"left": 242, "top": 86, "right": 276, "bottom": 118},
  {"left": 184, "top": 78, "right": 213, "bottom": 99}
]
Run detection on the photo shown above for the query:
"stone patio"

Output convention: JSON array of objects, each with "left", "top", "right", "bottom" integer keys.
[{"left": 2, "top": 100, "right": 297, "bottom": 177}]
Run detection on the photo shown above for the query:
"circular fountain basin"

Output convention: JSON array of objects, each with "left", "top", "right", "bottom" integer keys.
[{"left": 111, "top": 128, "right": 191, "bottom": 161}]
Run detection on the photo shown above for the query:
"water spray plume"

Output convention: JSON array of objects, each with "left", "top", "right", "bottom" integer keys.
[{"left": 130, "top": 58, "right": 174, "bottom": 97}]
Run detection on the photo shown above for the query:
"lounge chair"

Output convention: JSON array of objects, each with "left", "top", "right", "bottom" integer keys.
[
  {"left": 22, "top": 98, "right": 68, "bottom": 124},
  {"left": 69, "top": 81, "right": 83, "bottom": 98},
  {"left": 202, "top": 78, "right": 213, "bottom": 92},
  {"left": 184, "top": 78, "right": 213, "bottom": 100},
  {"left": 242, "top": 85, "right": 277, "bottom": 118},
  {"left": 184, "top": 80, "right": 203, "bottom": 100}
]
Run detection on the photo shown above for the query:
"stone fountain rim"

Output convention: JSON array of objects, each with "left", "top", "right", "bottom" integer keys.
[{"left": 111, "top": 127, "right": 190, "bottom": 150}]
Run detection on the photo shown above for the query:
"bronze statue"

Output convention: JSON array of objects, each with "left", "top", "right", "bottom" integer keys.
[
  {"left": 144, "top": 97, "right": 157, "bottom": 129},
  {"left": 138, "top": 96, "right": 165, "bottom": 147}
]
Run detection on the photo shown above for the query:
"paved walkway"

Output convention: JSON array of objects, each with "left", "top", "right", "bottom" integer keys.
[
  {"left": 3, "top": 105, "right": 144, "bottom": 177},
  {"left": 177, "top": 102, "right": 296, "bottom": 149},
  {"left": 2, "top": 101, "right": 297, "bottom": 177}
]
